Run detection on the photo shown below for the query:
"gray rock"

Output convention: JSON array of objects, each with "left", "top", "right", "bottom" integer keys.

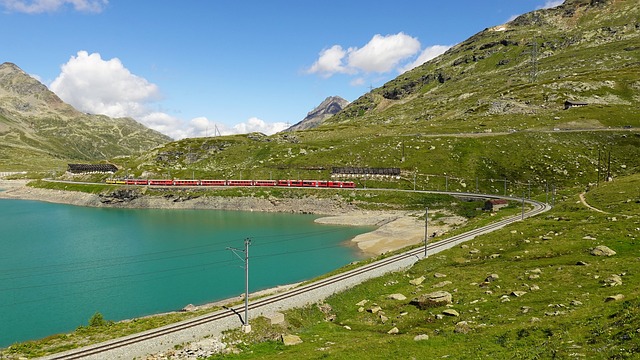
[
  {"left": 454, "top": 321, "right": 471, "bottom": 334},
  {"left": 414, "top": 334, "right": 429, "bottom": 341},
  {"left": 605, "top": 294, "right": 624, "bottom": 302},
  {"left": 387, "top": 293, "right": 407, "bottom": 301},
  {"left": 411, "top": 291, "right": 453, "bottom": 309},
  {"left": 432, "top": 281, "right": 452, "bottom": 288},
  {"left": 282, "top": 334, "right": 303, "bottom": 346},
  {"left": 266, "top": 312, "right": 285, "bottom": 325},
  {"left": 182, "top": 304, "right": 198, "bottom": 312},
  {"left": 591, "top": 245, "right": 616, "bottom": 256},
  {"left": 485, "top": 274, "right": 500, "bottom": 282},
  {"left": 410, "top": 276, "right": 426, "bottom": 285},
  {"left": 603, "top": 274, "right": 623, "bottom": 287},
  {"left": 387, "top": 327, "right": 399, "bottom": 334},
  {"left": 443, "top": 309, "right": 460, "bottom": 317}
]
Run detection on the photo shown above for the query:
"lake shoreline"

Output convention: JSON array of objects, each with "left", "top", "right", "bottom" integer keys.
[{"left": 0, "top": 180, "right": 463, "bottom": 256}]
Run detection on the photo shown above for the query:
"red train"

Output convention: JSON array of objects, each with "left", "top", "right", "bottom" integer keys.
[{"left": 106, "top": 179, "right": 356, "bottom": 188}]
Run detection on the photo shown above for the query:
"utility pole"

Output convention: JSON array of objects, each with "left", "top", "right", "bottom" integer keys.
[
  {"left": 522, "top": 192, "right": 526, "bottom": 220},
  {"left": 607, "top": 150, "right": 611, "bottom": 182},
  {"left": 402, "top": 141, "right": 405, "bottom": 162},
  {"left": 424, "top": 207, "right": 429, "bottom": 258},
  {"left": 545, "top": 181, "right": 549, "bottom": 204},
  {"left": 530, "top": 35, "right": 538, "bottom": 83},
  {"left": 597, "top": 148, "right": 601, "bottom": 186},
  {"left": 227, "top": 238, "right": 252, "bottom": 333}
]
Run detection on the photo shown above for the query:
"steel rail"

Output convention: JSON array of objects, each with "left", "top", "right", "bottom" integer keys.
[{"left": 42, "top": 193, "right": 550, "bottom": 360}]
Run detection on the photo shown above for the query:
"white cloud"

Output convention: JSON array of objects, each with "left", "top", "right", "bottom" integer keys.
[
  {"left": 232, "top": 117, "right": 288, "bottom": 135},
  {"left": 50, "top": 51, "right": 161, "bottom": 119},
  {"left": 347, "top": 33, "right": 421, "bottom": 73},
  {"left": 49, "top": 50, "right": 286, "bottom": 140},
  {"left": 173, "top": 117, "right": 288, "bottom": 138},
  {"left": 306, "top": 45, "right": 350, "bottom": 78},
  {"left": 400, "top": 45, "right": 451, "bottom": 73},
  {"left": 0, "top": 0, "right": 108, "bottom": 13},
  {"left": 507, "top": 1, "right": 564, "bottom": 24},
  {"left": 538, "top": 0, "right": 564, "bottom": 9},
  {"left": 307, "top": 32, "right": 421, "bottom": 78}
]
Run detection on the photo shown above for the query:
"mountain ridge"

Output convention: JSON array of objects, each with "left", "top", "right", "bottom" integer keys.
[
  {"left": 0, "top": 62, "right": 171, "bottom": 170},
  {"left": 326, "top": 0, "right": 639, "bottom": 130},
  {"left": 284, "top": 96, "right": 350, "bottom": 132},
  {"left": 108, "top": 0, "right": 639, "bottom": 190}
]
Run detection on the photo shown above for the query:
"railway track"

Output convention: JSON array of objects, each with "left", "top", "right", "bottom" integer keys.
[{"left": 41, "top": 192, "right": 551, "bottom": 360}]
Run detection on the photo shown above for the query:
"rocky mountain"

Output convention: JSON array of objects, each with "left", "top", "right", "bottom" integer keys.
[
  {"left": 283, "top": 96, "right": 349, "bottom": 132},
  {"left": 116, "top": 0, "right": 639, "bottom": 189},
  {"left": 327, "top": 0, "right": 639, "bottom": 131},
  {"left": 0, "top": 62, "right": 171, "bottom": 170}
]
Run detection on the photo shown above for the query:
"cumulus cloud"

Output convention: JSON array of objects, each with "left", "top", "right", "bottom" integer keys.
[
  {"left": 400, "top": 45, "right": 451, "bottom": 73},
  {"left": 50, "top": 51, "right": 161, "bottom": 119},
  {"left": 307, "top": 32, "right": 449, "bottom": 83},
  {"left": 0, "top": 0, "right": 108, "bottom": 13},
  {"left": 538, "top": 0, "right": 564, "bottom": 9},
  {"left": 348, "top": 33, "right": 421, "bottom": 73},
  {"left": 232, "top": 117, "right": 288, "bottom": 135},
  {"left": 306, "top": 45, "right": 351, "bottom": 78},
  {"left": 49, "top": 51, "right": 286, "bottom": 140},
  {"left": 508, "top": 1, "right": 564, "bottom": 24}
]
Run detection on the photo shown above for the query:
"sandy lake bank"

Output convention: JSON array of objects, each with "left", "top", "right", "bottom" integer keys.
[{"left": 0, "top": 179, "right": 465, "bottom": 256}]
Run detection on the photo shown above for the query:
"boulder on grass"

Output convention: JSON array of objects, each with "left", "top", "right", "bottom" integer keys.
[{"left": 410, "top": 291, "right": 452, "bottom": 310}]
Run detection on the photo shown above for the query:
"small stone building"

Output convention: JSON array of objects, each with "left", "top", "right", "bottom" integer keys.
[
  {"left": 67, "top": 163, "right": 118, "bottom": 174},
  {"left": 484, "top": 199, "right": 509, "bottom": 211},
  {"left": 564, "top": 100, "right": 588, "bottom": 110}
]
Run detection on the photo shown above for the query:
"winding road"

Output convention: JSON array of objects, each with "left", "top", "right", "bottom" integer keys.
[{"left": 39, "top": 191, "right": 551, "bottom": 360}]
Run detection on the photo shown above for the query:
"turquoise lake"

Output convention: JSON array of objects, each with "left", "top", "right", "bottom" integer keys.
[{"left": 0, "top": 199, "right": 372, "bottom": 347}]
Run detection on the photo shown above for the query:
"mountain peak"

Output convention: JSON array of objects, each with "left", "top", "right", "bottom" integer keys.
[
  {"left": 284, "top": 96, "right": 349, "bottom": 132},
  {"left": 0, "top": 62, "right": 171, "bottom": 164},
  {"left": 0, "top": 61, "right": 68, "bottom": 114}
]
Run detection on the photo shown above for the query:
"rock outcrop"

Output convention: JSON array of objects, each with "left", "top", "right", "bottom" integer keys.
[{"left": 283, "top": 96, "right": 349, "bottom": 132}]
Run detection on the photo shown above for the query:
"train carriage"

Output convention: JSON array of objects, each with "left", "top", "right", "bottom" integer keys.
[
  {"left": 173, "top": 180, "right": 199, "bottom": 186},
  {"left": 254, "top": 180, "right": 277, "bottom": 186},
  {"left": 148, "top": 179, "right": 174, "bottom": 186},
  {"left": 228, "top": 180, "right": 253, "bottom": 186},
  {"left": 200, "top": 180, "right": 227, "bottom": 186},
  {"left": 125, "top": 179, "right": 149, "bottom": 185}
]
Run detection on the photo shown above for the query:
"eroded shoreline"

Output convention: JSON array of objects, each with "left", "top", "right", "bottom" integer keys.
[{"left": 0, "top": 180, "right": 463, "bottom": 256}]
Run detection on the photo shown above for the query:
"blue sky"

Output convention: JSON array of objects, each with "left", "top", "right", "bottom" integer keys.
[{"left": 1, "top": 0, "right": 564, "bottom": 139}]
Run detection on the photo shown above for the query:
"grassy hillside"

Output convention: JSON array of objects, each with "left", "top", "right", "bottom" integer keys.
[
  {"left": 209, "top": 175, "right": 640, "bottom": 359},
  {"left": 0, "top": 63, "right": 171, "bottom": 171},
  {"left": 106, "top": 0, "right": 639, "bottom": 197}
]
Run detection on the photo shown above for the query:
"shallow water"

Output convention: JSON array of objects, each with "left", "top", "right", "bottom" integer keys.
[{"left": 0, "top": 199, "right": 372, "bottom": 347}]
